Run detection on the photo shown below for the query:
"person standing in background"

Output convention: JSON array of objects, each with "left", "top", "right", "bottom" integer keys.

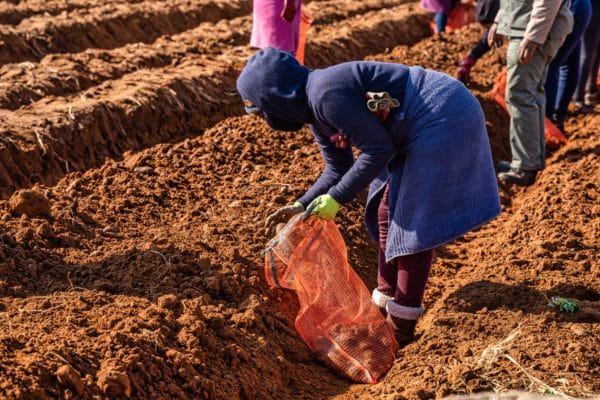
[
  {"left": 420, "top": 0, "right": 455, "bottom": 33},
  {"left": 455, "top": 0, "right": 500, "bottom": 83},
  {"left": 573, "top": 0, "right": 600, "bottom": 112},
  {"left": 544, "top": 0, "right": 592, "bottom": 132},
  {"left": 250, "top": 0, "right": 302, "bottom": 56},
  {"left": 490, "top": 0, "right": 573, "bottom": 186}
]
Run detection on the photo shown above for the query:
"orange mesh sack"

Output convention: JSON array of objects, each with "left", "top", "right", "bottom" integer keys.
[
  {"left": 428, "top": 1, "right": 475, "bottom": 33},
  {"left": 447, "top": 2, "right": 476, "bottom": 32},
  {"left": 263, "top": 215, "right": 398, "bottom": 384}
]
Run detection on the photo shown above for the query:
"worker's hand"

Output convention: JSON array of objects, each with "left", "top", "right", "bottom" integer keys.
[
  {"left": 518, "top": 38, "right": 538, "bottom": 64},
  {"left": 306, "top": 194, "right": 340, "bottom": 220},
  {"left": 487, "top": 23, "right": 502, "bottom": 48},
  {"left": 266, "top": 202, "right": 304, "bottom": 236},
  {"left": 281, "top": 0, "right": 297, "bottom": 22}
]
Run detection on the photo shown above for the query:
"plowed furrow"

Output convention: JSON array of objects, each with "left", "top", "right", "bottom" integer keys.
[
  {"left": 306, "top": 0, "right": 414, "bottom": 24},
  {"left": 0, "top": 0, "right": 145, "bottom": 26},
  {"left": 0, "top": 0, "right": 419, "bottom": 110},
  {"left": 0, "top": 0, "right": 251, "bottom": 66},
  {"left": 306, "top": 4, "right": 430, "bottom": 67},
  {"left": 0, "top": 17, "right": 251, "bottom": 110},
  {"left": 0, "top": 53, "right": 246, "bottom": 199},
  {"left": 0, "top": 3, "right": 431, "bottom": 198}
]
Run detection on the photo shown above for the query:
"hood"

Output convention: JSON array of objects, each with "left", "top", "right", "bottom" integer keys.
[{"left": 236, "top": 48, "right": 313, "bottom": 128}]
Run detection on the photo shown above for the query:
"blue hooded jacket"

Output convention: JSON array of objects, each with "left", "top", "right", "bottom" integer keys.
[
  {"left": 237, "top": 48, "right": 410, "bottom": 205},
  {"left": 236, "top": 48, "right": 313, "bottom": 132},
  {"left": 237, "top": 48, "right": 501, "bottom": 259}
]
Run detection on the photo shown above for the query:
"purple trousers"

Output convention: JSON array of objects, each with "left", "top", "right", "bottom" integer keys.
[{"left": 377, "top": 185, "right": 434, "bottom": 308}]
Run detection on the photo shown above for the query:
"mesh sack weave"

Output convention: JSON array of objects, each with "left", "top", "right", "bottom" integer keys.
[{"left": 264, "top": 215, "right": 398, "bottom": 384}]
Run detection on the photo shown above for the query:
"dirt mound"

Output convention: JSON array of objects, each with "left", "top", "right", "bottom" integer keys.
[
  {"left": 0, "top": 0, "right": 145, "bottom": 26},
  {"left": 8, "top": 188, "right": 51, "bottom": 217},
  {"left": 305, "top": 4, "right": 431, "bottom": 68},
  {"left": 0, "top": 116, "right": 352, "bottom": 399},
  {"left": 0, "top": 0, "right": 252, "bottom": 66},
  {"left": 0, "top": 17, "right": 252, "bottom": 110},
  {"left": 0, "top": 10, "right": 598, "bottom": 400},
  {"left": 0, "top": 3, "right": 432, "bottom": 201}
]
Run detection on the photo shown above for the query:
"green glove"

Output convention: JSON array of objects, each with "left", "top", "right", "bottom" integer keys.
[
  {"left": 307, "top": 194, "right": 340, "bottom": 220},
  {"left": 266, "top": 202, "right": 304, "bottom": 236}
]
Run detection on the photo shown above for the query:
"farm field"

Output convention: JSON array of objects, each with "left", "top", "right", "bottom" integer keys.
[{"left": 0, "top": 0, "right": 598, "bottom": 399}]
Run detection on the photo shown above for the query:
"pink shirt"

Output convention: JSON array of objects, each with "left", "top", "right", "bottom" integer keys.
[{"left": 250, "top": 0, "right": 302, "bottom": 55}]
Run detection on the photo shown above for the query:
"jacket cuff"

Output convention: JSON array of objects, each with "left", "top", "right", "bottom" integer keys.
[
  {"left": 327, "top": 187, "right": 352, "bottom": 204},
  {"left": 296, "top": 196, "right": 312, "bottom": 208}
]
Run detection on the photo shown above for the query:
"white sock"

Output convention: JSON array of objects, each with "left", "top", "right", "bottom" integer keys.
[
  {"left": 386, "top": 300, "right": 424, "bottom": 321},
  {"left": 372, "top": 288, "right": 393, "bottom": 309}
]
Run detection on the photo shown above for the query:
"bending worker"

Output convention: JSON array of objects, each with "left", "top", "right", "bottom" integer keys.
[{"left": 236, "top": 48, "right": 501, "bottom": 345}]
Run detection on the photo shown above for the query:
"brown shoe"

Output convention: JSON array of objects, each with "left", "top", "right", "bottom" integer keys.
[{"left": 386, "top": 314, "right": 418, "bottom": 346}]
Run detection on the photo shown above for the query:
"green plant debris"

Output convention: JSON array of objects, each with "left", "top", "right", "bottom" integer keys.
[{"left": 548, "top": 297, "right": 579, "bottom": 314}]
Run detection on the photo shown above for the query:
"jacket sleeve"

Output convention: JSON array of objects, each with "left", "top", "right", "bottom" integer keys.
[
  {"left": 525, "top": 0, "right": 563, "bottom": 45},
  {"left": 494, "top": 7, "right": 504, "bottom": 26},
  {"left": 296, "top": 127, "right": 354, "bottom": 207},
  {"left": 319, "top": 94, "right": 396, "bottom": 205}
]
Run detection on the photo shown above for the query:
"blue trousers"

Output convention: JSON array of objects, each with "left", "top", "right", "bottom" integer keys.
[
  {"left": 545, "top": 0, "right": 592, "bottom": 123},
  {"left": 574, "top": 0, "right": 600, "bottom": 100},
  {"left": 470, "top": 29, "right": 491, "bottom": 60},
  {"left": 435, "top": 12, "right": 448, "bottom": 33}
]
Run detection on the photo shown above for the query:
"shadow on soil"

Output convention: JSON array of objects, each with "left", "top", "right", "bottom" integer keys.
[
  {"left": 0, "top": 241, "right": 354, "bottom": 398},
  {"left": 445, "top": 280, "right": 600, "bottom": 322}
]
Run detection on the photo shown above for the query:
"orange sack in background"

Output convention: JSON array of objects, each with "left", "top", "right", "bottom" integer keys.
[
  {"left": 489, "top": 69, "right": 568, "bottom": 149},
  {"left": 263, "top": 216, "right": 398, "bottom": 384},
  {"left": 429, "top": 0, "right": 475, "bottom": 33},
  {"left": 295, "top": 9, "right": 312, "bottom": 65}
]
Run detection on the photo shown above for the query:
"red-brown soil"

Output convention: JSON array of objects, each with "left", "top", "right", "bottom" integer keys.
[
  {"left": 0, "top": 2, "right": 429, "bottom": 200},
  {"left": 0, "top": 0, "right": 146, "bottom": 26},
  {"left": 0, "top": 0, "right": 411, "bottom": 66},
  {"left": 0, "top": 17, "right": 251, "bottom": 110},
  {"left": 0, "top": 0, "right": 253, "bottom": 65},
  {"left": 0, "top": 0, "right": 413, "bottom": 111},
  {"left": 0, "top": 4, "right": 599, "bottom": 400}
]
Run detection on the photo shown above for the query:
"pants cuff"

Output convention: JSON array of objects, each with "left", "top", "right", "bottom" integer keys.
[
  {"left": 386, "top": 300, "right": 425, "bottom": 320},
  {"left": 372, "top": 288, "right": 393, "bottom": 309}
]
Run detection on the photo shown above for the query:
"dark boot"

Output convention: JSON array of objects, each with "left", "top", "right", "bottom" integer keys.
[
  {"left": 386, "top": 314, "right": 418, "bottom": 346},
  {"left": 549, "top": 113, "right": 565, "bottom": 133},
  {"left": 585, "top": 91, "right": 599, "bottom": 105},
  {"left": 498, "top": 168, "right": 538, "bottom": 186},
  {"left": 385, "top": 300, "right": 424, "bottom": 346},
  {"left": 455, "top": 55, "right": 476, "bottom": 83},
  {"left": 573, "top": 100, "right": 594, "bottom": 114},
  {"left": 496, "top": 160, "right": 511, "bottom": 173}
]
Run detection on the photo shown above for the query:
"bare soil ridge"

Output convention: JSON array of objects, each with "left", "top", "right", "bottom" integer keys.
[
  {"left": 0, "top": 4, "right": 430, "bottom": 199},
  {"left": 0, "top": 74, "right": 597, "bottom": 400},
  {"left": 0, "top": 0, "right": 415, "bottom": 110},
  {"left": 0, "top": 0, "right": 146, "bottom": 26},
  {"left": 0, "top": 0, "right": 252, "bottom": 66}
]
